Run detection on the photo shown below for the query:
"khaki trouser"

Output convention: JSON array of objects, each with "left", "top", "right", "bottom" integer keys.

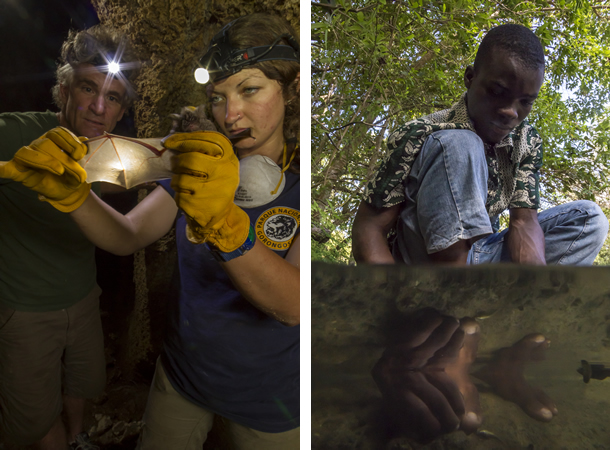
[
  {"left": 0, "top": 286, "right": 105, "bottom": 445},
  {"left": 138, "top": 358, "right": 300, "bottom": 450}
]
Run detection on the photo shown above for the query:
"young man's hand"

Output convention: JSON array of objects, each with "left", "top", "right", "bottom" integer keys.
[
  {"left": 372, "top": 308, "right": 482, "bottom": 443},
  {"left": 507, "top": 208, "right": 546, "bottom": 264}
]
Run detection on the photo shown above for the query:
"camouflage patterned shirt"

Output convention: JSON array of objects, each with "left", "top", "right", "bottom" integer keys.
[{"left": 364, "top": 94, "right": 543, "bottom": 218}]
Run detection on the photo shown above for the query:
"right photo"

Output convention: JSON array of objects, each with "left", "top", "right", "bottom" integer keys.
[{"left": 311, "top": 2, "right": 610, "bottom": 449}]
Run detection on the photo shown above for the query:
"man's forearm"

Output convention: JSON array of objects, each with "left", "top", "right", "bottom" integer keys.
[
  {"left": 352, "top": 228, "right": 396, "bottom": 264},
  {"left": 507, "top": 209, "right": 546, "bottom": 265},
  {"left": 352, "top": 202, "right": 400, "bottom": 264}
]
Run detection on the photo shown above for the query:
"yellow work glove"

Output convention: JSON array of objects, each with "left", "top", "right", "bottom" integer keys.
[
  {"left": 163, "top": 131, "right": 251, "bottom": 253},
  {"left": 0, "top": 127, "right": 90, "bottom": 212}
]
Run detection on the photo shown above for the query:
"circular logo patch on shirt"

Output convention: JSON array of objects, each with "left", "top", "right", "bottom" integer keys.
[{"left": 255, "top": 207, "right": 300, "bottom": 251}]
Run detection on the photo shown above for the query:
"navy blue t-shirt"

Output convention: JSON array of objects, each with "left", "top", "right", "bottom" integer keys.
[{"left": 158, "top": 171, "right": 300, "bottom": 432}]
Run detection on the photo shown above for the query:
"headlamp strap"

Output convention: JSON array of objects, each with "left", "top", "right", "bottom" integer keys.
[{"left": 228, "top": 44, "right": 298, "bottom": 68}]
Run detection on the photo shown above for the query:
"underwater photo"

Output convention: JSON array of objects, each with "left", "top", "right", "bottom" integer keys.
[{"left": 312, "top": 263, "right": 610, "bottom": 449}]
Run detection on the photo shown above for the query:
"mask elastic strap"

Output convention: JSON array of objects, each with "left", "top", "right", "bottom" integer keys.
[{"left": 271, "top": 143, "right": 296, "bottom": 195}]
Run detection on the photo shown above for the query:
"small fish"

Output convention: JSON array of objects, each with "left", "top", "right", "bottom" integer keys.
[
  {"left": 474, "top": 310, "right": 498, "bottom": 320},
  {"left": 475, "top": 429, "right": 502, "bottom": 442}
]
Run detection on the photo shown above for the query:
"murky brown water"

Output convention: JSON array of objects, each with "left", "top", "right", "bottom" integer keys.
[{"left": 312, "top": 263, "right": 610, "bottom": 450}]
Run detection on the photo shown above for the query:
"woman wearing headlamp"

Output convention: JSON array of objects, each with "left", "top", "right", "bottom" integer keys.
[{"left": 0, "top": 13, "right": 300, "bottom": 449}]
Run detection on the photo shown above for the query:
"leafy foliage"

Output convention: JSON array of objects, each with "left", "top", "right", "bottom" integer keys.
[{"left": 311, "top": 0, "right": 610, "bottom": 264}]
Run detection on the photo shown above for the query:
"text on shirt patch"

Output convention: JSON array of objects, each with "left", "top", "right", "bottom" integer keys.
[{"left": 255, "top": 207, "right": 300, "bottom": 251}]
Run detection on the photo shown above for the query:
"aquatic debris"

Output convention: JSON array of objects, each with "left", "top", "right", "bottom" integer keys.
[
  {"left": 475, "top": 429, "right": 502, "bottom": 442},
  {"left": 577, "top": 360, "right": 610, "bottom": 383},
  {"left": 474, "top": 310, "right": 498, "bottom": 320}
]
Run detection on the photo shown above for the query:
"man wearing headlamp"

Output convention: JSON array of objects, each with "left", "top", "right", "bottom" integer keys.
[
  {"left": 0, "top": 25, "right": 139, "bottom": 450},
  {"left": 0, "top": 13, "right": 301, "bottom": 450}
]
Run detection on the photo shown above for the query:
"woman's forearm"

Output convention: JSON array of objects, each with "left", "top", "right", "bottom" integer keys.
[{"left": 221, "top": 235, "right": 300, "bottom": 326}]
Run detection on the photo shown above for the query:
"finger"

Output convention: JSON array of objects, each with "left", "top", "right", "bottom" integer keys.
[
  {"left": 0, "top": 161, "right": 45, "bottom": 189},
  {"left": 385, "top": 311, "right": 445, "bottom": 356},
  {"left": 409, "top": 316, "right": 460, "bottom": 366},
  {"left": 162, "top": 131, "right": 231, "bottom": 157},
  {"left": 0, "top": 161, "right": 20, "bottom": 180},
  {"left": 384, "top": 382, "right": 445, "bottom": 444},
  {"left": 456, "top": 317, "right": 481, "bottom": 363},
  {"left": 36, "top": 140, "right": 87, "bottom": 184},
  {"left": 13, "top": 147, "right": 65, "bottom": 176},
  {"left": 170, "top": 175, "right": 195, "bottom": 195},
  {"left": 428, "top": 327, "right": 465, "bottom": 366},
  {"left": 520, "top": 386, "right": 557, "bottom": 422},
  {"left": 19, "top": 143, "right": 87, "bottom": 184},
  {"left": 0, "top": 159, "right": 72, "bottom": 195},
  {"left": 371, "top": 355, "right": 392, "bottom": 390},
  {"left": 409, "top": 372, "right": 461, "bottom": 434},
  {"left": 46, "top": 127, "right": 88, "bottom": 160},
  {"left": 170, "top": 153, "right": 212, "bottom": 179},
  {"left": 535, "top": 388, "right": 558, "bottom": 417},
  {"left": 425, "top": 370, "right": 466, "bottom": 417},
  {"left": 61, "top": 162, "right": 88, "bottom": 185}
]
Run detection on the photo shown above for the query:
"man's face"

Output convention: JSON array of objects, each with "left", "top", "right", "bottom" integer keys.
[
  {"left": 464, "top": 49, "right": 544, "bottom": 145},
  {"left": 59, "top": 63, "right": 127, "bottom": 138}
]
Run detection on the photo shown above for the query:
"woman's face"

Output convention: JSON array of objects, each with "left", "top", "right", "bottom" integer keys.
[{"left": 209, "top": 68, "right": 287, "bottom": 160}]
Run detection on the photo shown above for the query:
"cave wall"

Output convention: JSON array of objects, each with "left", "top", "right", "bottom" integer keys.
[{"left": 90, "top": 0, "right": 300, "bottom": 138}]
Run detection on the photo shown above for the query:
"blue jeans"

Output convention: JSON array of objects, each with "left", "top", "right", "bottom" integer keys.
[
  {"left": 469, "top": 200, "right": 609, "bottom": 265},
  {"left": 393, "top": 129, "right": 609, "bottom": 265}
]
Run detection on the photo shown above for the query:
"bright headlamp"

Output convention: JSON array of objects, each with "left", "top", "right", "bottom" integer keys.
[
  {"left": 107, "top": 61, "right": 121, "bottom": 74},
  {"left": 194, "top": 21, "right": 299, "bottom": 84},
  {"left": 194, "top": 67, "right": 210, "bottom": 84}
]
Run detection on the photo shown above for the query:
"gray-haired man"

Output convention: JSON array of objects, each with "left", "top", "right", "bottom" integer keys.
[{"left": 0, "top": 24, "right": 139, "bottom": 450}]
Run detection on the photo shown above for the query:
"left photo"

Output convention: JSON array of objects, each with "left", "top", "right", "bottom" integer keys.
[{"left": 0, "top": 1, "right": 301, "bottom": 449}]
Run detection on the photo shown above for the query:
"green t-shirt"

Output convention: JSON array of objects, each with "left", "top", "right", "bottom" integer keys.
[{"left": 0, "top": 111, "right": 101, "bottom": 311}]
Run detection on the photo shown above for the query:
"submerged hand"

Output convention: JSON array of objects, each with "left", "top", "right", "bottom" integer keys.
[
  {"left": 162, "top": 131, "right": 250, "bottom": 252},
  {"left": 0, "top": 127, "right": 90, "bottom": 212},
  {"left": 372, "top": 308, "right": 482, "bottom": 443}
]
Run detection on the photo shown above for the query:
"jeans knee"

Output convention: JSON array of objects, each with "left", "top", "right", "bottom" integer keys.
[
  {"left": 425, "top": 129, "right": 486, "bottom": 169},
  {"left": 429, "top": 129, "right": 484, "bottom": 153},
  {"left": 579, "top": 200, "right": 609, "bottom": 241}
]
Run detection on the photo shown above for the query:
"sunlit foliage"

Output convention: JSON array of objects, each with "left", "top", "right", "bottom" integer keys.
[{"left": 312, "top": 0, "right": 610, "bottom": 264}]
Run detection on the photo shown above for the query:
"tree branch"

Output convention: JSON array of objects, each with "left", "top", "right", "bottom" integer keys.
[{"left": 311, "top": 1, "right": 376, "bottom": 13}]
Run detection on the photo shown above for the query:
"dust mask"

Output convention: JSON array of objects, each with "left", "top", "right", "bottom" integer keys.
[{"left": 234, "top": 144, "right": 296, "bottom": 208}]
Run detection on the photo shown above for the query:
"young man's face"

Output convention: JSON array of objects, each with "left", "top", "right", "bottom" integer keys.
[
  {"left": 464, "top": 49, "right": 544, "bottom": 145},
  {"left": 59, "top": 64, "right": 128, "bottom": 138}
]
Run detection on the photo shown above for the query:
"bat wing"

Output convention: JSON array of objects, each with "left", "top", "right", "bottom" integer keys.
[{"left": 78, "top": 133, "right": 174, "bottom": 189}]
